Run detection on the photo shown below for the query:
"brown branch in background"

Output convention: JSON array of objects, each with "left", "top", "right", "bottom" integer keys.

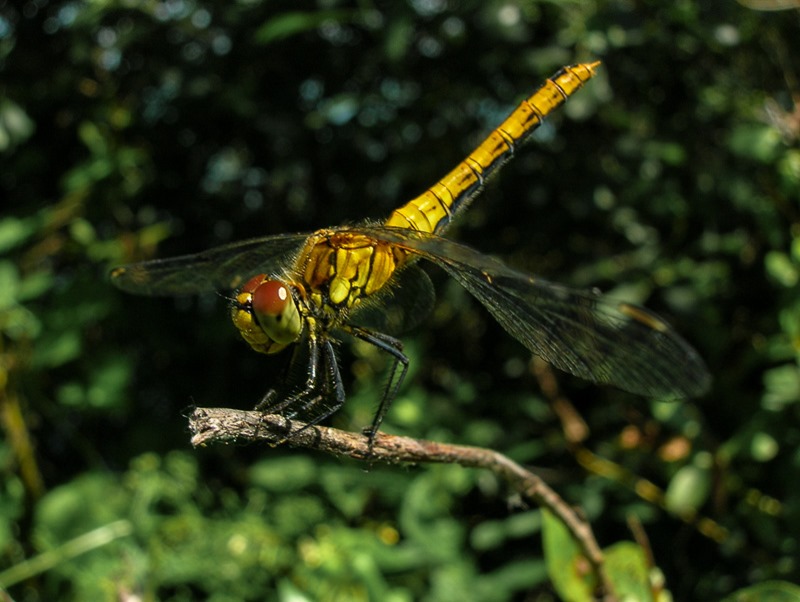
[
  {"left": 531, "top": 357, "right": 589, "bottom": 445},
  {"left": 188, "top": 407, "right": 617, "bottom": 601},
  {"left": 0, "top": 356, "right": 45, "bottom": 501},
  {"left": 531, "top": 358, "right": 730, "bottom": 544}
]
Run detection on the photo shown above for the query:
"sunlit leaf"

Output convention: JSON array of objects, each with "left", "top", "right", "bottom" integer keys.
[
  {"left": 603, "top": 542, "right": 655, "bottom": 602},
  {"left": 762, "top": 365, "right": 800, "bottom": 409},
  {"left": 665, "top": 463, "right": 712, "bottom": 514},
  {"left": 765, "top": 251, "right": 799, "bottom": 288},
  {"left": 0, "top": 216, "right": 38, "bottom": 253},
  {"left": 750, "top": 431, "right": 779, "bottom": 462},
  {"left": 0, "top": 98, "right": 35, "bottom": 151},
  {"left": 727, "top": 123, "right": 782, "bottom": 162},
  {"left": 542, "top": 509, "right": 596, "bottom": 602}
]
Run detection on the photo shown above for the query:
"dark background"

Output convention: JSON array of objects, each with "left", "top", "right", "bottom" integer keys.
[{"left": 1, "top": 1, "right": 799, "bottom": 600}]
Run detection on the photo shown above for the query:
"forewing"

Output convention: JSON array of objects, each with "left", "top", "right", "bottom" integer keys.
[
  {"left": 353, "top": 226, "right": 711, "bottom": 399},
  {"left": 109, "top": 232, "right": 310, "bottom": 296}
]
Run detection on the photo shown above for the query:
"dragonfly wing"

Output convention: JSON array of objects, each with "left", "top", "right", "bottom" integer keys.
[
  {"left": 351, "top": 226, "right": 711, "bottom": 399},
  {"left": 442, "top": 261, "right": 712, "bottom": 399},
  {"left": 350, "top": 265, "right": 436, "bottom": 335},
  {"left": 110, "top": 232, "right": 310, "bottom": 296}
]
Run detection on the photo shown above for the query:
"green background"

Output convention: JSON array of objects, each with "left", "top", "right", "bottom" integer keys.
[{"left": 1, "top": 0, "right": 799, "bottom": 600}]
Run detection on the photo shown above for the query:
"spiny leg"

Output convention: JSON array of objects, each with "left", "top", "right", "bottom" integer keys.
[
  {"left": 254, "top": 388, "right": 278, "bottom": 411},
  {"left": 261, "top": 334, "right": 320, "bottom": 417},
  {"left": 287, "top": 339, "right": 346, "bottom": 428},
  {"left": 263, "top": 336, "right": 347, "bottom": 443},
  {"left": 254, "top": 323, "right": 407, "bottom": 446},
  {"left": 254, "top": 339, "right": 312, "bottom": 412},
  {"left": 347, "top": 326, "right": 409, "bottom": 447}
]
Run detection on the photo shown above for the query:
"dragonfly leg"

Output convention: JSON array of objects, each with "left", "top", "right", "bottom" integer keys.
[
  {"left": 284, "top": 339, "right": 346, "bottom": 427},
  {"left": 258, "top": 335, "right": 349, "bottom": 443},
  {"left": 321, "top": 337, "right": 346, "bottom": 407},
  {"left": 347, "top": 326, "right": 409, "bottom": 447},
  {"left": 254, "top": 388, "right": 278, "bottom": 411},
  {"left": 254, "top": 339, "right": 311, "bottom": 412},
  {"left": 255, "top": 323, "right": 407, "bottom": 447},
  {"left": 259, "top": 334, "right": 321, "bottom": 418}
]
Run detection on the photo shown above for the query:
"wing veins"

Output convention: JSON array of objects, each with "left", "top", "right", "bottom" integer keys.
[
  {"left": 110, "top": 233, "right": 309, "bottom": 295},
  {"left": 347, "top": 226, "right": 710, "bottom": 398}
]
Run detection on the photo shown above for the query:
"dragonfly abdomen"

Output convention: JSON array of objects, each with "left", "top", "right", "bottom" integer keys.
[{"left": 384, "top": 62, "right": 600, "bottom": 235}]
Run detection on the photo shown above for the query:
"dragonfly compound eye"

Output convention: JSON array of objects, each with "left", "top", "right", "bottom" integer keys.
[
  {"left": 252, "top": 279, "right": 303, "bottom": 345},
  {"left": 252, "top": 280, "right": 290, "bottom": 316}
]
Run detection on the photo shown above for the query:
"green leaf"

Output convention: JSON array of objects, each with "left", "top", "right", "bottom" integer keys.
[
  {"left": 77, "top": 121, "right": 108, "bottom": 155},
  {"left": 762, "top": 364, "right": 800, "bottom": 409},
  {"left": 471, "top": 511, "right": 541, "bottom": 551},
  {"left": 17, "top": 270, "right": 53, "bottom": 302},
  {"left": 603, "top": 542, "right": 655, "bottom": 602},
  {"left": 665, "top": 462, "right": 712, "bottom": 514},
  {"left": 0, "top": 98, "right": 35, "bottom": 151},
  {"left": 542, "top": 509, "right": 596, "bottom": 602},
  {"left": 384, "top": 18, "right": 414, "bottom": 62},
  {"left": 644, "top": 140, "right": 687, "bottom": 166},
  {"left": 727, "top": 123, "right": 782, "bottom": 163},
  {"left": 33, "top": 328, "right": 82, "bottom": 368},
  {"left": 278, "top": 579, "right": 315, "bottom": 602},
  {"left": 750, "top": 431, "right": 779, "bottom": 462},
  {"left": 765, "top": 251, "right": 799, "bottom": 288},
  {"left": 0, "top": 216, "right": 39, "bottom": 254},
  {"left": 777, "top": 149, "right": 800, "bottom": 189},
  {"left": 249, "top": 456, "right": 318, "bottom": 492},
  {"left": 0, "top": 260, "right": 20, "bottom": 311},
  {"left": 35, "top": 473, "right": 130, "bottom": 543},
  {"left": 0, "top": 305, "right": 41, "bottom": 339},
  {"left": 86, "top": 354, "right": 133, "bottom": 409},
  {"left": 319, "top": 93, "right": 360, "bottom": 126},
  {"left": 721, "top": 580, "right": 800, "bottom": 602},
  {"left": 69, "top": 217, "right": 97, "bottom": 246},
  {"left": 254, "top": 10, "right": 356, "bottom": 45}
]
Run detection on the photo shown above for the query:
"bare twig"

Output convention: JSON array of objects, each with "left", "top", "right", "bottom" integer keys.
[{"left": 188, "top": 407, "right": 616, "bottom": 600}]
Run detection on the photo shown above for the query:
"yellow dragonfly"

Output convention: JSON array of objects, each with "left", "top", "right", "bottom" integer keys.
[{"left": 111, "top": 62, "right": 711, "bottom": 439}]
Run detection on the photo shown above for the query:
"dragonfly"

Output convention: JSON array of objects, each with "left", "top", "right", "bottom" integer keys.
[{"left": 111, "top": 62, "right": 711, "bottom": 441}]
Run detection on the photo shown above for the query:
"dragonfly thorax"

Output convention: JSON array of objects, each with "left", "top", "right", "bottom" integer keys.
[{"left": 231, "top": 274, "right": 303, "bottom": 355}]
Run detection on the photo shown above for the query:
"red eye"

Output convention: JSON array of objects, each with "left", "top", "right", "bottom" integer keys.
[
  {"left": 241, "top": 274, "right": 267, "bottom": 294},
  {"left": 252, "top": 280, "right": 290, "bottom": 316}
]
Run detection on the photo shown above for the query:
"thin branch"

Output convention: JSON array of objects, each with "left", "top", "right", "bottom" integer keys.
[{"left": 188, "top": 407, "right": 616, "bottom": 600}]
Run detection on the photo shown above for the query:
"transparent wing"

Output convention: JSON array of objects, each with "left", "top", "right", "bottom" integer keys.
[
  {"left": 348, "top": 226, "right": 711, "bottom": 399},
  {"left": 350, "top": 265, "right": 436, "bottom": 335},
  {"left": 109, "top": 232, "right": 310, "bottom": 295}
]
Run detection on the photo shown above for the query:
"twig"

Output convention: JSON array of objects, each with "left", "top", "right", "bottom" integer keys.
[{"left": 188, "top": 407, "right": 616, "bottom": 600}]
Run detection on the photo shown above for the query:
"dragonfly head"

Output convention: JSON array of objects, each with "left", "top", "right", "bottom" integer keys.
[{"left": 231, "top": 274, "right": 303, "bottom": 354}]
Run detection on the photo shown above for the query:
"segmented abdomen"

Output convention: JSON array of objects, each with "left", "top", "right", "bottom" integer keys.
[{"left": 384, "top": 62, "right": 600, "bottom": 234}]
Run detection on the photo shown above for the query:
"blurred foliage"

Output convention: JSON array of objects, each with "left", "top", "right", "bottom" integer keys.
[{"left": 1, "top": 0, "right": 800, "bottom": 600}]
